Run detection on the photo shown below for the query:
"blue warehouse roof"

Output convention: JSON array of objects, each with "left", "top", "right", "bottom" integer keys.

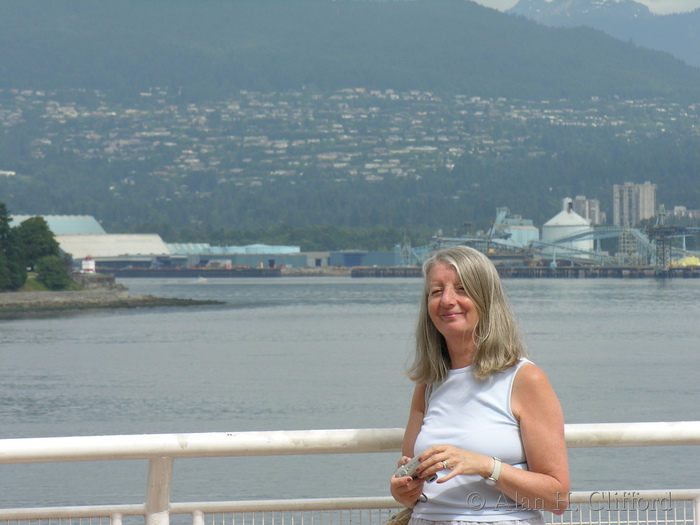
[
  {"left": 168, "top": 243, "right": 300, "bottom": 256},
  {"left": 10, "top": 215, "right": 107, "bottom": 235}
]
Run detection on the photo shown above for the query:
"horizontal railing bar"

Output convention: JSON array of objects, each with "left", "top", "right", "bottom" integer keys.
[
  {"left": 565, "top": 421, "right": 700, "bottom": 448},
  {"left": 569, "top": 489, "right": 700, "bottom": 503},
  {"left": 0, "top": 504, "right": 145, "bottom": 519},
  {"left": 5, "top": 492, "right": 700, "bottom": 521},
  {"left": 3, "top": 422, "right": 700, "bottom": 465},
  {"left": 0, "top": 428, "right": 404, "bottom": 464},
  {"left": 171, "top": 496, "right": 400, "bottom": 513},
  {"left": 170, "top": 491, "right": 700, "bottom": 514}
]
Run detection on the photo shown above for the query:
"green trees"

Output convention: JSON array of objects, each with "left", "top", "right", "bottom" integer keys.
[
  {"left": 0, "top": 203, "right": 72, "bottom": 291},
  {"left": 0, "top": 202, "right": 27, "bottom": 291},
  {"left": 14, "top": 216, "right": 60, "bottom": 270},
  {"left": 0, "top": 252, "right": 10, "bottom": 291},
  {"left": 35, "top": 255, "right": 72, "bottom": 290}
]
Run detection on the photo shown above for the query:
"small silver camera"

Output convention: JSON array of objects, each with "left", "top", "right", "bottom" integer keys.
[{"left": 393, "top": 455, "right": 438, "bottom": 482}]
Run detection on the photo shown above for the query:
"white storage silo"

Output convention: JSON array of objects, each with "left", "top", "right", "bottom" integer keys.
[{"left": 542, "top": 198, "right": 593, "bottom": 253}]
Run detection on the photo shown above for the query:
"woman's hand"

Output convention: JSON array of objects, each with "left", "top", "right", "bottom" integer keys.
[
  {"left": 390, "top": 456, "right": 426, "bottom": 508},
  {"left": 413, "top": 445, "right": 492, "bottom": 483}
]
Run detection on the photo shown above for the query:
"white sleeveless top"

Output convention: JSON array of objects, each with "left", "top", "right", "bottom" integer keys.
[{"left": 412, "top": 358, "right": 542, "bottom": 522}]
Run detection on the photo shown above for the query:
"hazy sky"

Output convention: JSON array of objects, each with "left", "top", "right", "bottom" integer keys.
[{"left": 475, "top": 0, "right": 700, "bottom": 14}]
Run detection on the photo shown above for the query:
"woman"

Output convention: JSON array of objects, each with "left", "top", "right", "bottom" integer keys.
[{"left": 390, "top": 245, "right": 569, "bottom": 524}]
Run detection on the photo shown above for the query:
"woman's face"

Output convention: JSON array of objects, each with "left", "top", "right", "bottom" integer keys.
[{"left": 427, "top": 261, "right": 480, "bottom": 348}]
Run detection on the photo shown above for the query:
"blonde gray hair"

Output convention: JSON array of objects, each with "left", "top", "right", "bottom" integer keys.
[{"left": 407, "top": 245, "right": 526, "bottom": 383}]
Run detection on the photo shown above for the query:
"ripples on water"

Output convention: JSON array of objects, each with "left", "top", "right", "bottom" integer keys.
[{"left": 1, "top": 277, "right": 698, "bottom": 506}]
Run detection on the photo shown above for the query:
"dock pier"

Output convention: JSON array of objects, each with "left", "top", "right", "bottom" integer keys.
[{"left": 351, "top": 266, "right": 700, "bottom": 278}]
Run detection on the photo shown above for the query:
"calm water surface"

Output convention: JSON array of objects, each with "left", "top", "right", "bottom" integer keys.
[{"left": 1, "top": 277, "right": 698, "bottom": 507}]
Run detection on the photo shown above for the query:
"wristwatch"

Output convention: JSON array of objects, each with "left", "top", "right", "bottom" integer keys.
[{"left": 482, "top": 457, "right": 502, "bottom": 487}]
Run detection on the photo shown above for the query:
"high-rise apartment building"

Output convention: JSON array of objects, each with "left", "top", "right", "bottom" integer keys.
[
  {"left": 613, "top": 181, "right": 657, "bottom": 227},
  {"left": 572, "top": 195, "right": 603, "bottom": 225}
]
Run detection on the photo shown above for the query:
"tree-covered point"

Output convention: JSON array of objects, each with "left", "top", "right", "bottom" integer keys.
[{"left": 0, "top": 203, "right": 72, "bottom": 291}]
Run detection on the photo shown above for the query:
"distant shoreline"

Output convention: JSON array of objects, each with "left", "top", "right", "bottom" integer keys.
[
  {"left": 0, "top": 289, "right": 222, "bottom": 318},
  {"left": 104, "top": 267, "right": 352, "bottom": 278}
]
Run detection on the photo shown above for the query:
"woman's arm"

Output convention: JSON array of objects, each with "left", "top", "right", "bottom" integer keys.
[
  {"left": 402, "top": 383, "right": 427, "bottom": 456},
  {"left": 390, "top": 383, "right": 429, "bottom": 508},
  {"left": 498, "top": 363, "right": 570, "bottom": 514}
]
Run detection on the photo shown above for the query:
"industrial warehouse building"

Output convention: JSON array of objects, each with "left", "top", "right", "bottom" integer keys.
[
  {"left": 329, "top": 250, "right": 402, "bottom": 267},
  {"left": 55, "top": 233, "right": 172, "bottom": 269},
  {"left": 10, "top": 215, "right": 329, "bottom": 270},
  {"left": 166, "top": 242, "right": 315, "bottom": 269}
]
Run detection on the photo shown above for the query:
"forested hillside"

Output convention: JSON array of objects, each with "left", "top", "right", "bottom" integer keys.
[
  {"left": 2, "top": 0, "right": 700, "bottom": 100},
  {"left": 2, "top": 87, "right": 699, "bottom": 249}
]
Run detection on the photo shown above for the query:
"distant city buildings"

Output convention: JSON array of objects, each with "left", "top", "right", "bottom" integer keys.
[
  {"left": 572, "top": 195, "right": 604, "bottom": 225},
  {"left": 669, "top": 206, "right": 700, "bottom": 221},
  {"left": 613, "top": 181, "right": 657, "bottom": 227}
]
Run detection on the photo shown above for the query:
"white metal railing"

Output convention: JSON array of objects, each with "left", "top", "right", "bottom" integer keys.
[{"left": 1, "top": 423, "right": 700, "bottom": 525}]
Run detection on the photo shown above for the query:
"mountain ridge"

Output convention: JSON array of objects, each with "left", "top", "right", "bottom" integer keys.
[
  {"left": 2, "top": 0, "right": 700, "bottom": 100},
  {"left": 508, "top": 0, "right": 700, "bottom": 68}
]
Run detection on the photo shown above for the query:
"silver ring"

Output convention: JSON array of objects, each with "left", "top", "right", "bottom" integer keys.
[{"left": 442, "top": 460, "right": 449, "bottom": 470}]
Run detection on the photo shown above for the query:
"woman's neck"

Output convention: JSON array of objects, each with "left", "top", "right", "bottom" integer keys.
[{"left": 446, "top": 338, "right": 476, "bottom": 369}]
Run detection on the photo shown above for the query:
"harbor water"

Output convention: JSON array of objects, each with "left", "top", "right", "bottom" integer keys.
[{"left": 1, "top": 277, "right": 699, "bottom": 507}]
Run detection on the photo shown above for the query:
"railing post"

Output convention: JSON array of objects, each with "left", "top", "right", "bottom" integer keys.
[
  {"left": 145, "top": 457, "right": 174, "bottom": 525},
  {"left": 694, "top": 496, "right": 700, "bottom": 525}
]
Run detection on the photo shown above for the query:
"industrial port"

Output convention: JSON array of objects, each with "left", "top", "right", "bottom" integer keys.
[{"left": 387, "top": 201, "right": 700, "bottom": 278}]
